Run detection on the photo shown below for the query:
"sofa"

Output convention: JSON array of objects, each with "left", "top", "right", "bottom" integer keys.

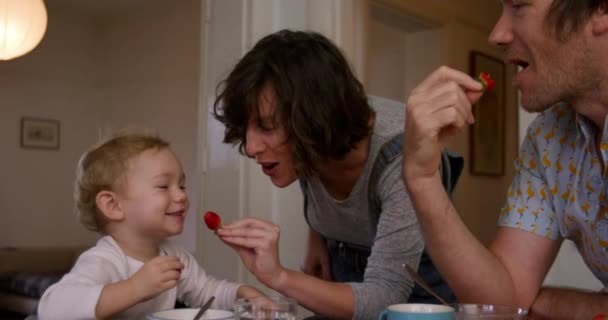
[{"left": 0, "top": 246, "right": 86, "bottom": 316}]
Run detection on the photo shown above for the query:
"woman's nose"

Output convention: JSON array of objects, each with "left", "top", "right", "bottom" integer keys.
[{"left": 245, "top": 127, "right": 265, "bottom": 157}]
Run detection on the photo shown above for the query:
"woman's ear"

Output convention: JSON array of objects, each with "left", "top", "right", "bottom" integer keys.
[
  {"left": 591, "top": 9, "right": 608, "bottom": 36},
  {"left": 96, "top": 190, "right": 124, "bottom": 221}
]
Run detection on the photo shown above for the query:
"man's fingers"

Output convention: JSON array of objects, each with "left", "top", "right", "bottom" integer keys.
[
  {"left": 432, "top": 107, "right": 469, "bottom": 136},
  {"left": 414, "top": 66, "right": 483, "bottom": 94},
  {"left": 467, "top": 90, "right": 484, "bottom": 106},
  {"left": 424, "top": 89, "right": 474, "bottom": 124}
]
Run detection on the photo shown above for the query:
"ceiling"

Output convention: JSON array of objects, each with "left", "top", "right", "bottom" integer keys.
[{"left": 47, "top": 0, "right": 157, "bottom": 18}]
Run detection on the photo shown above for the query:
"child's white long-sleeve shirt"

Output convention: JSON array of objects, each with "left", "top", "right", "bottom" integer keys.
[{"left": 37, "top": 236, "right": 240, "bottom": 320}]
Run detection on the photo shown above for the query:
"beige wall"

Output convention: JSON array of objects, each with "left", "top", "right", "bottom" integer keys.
[
  {"left": 0, "top": 0, "right": 202, "bottom": 252},
  {"left": 102, "top": 0, "right": 202, "bottom": 252},
  {"left": 373, "top": 0, "right": 518, "bottom": 245},
  {"left": 367, "top": 8, "right": 408, "bottom": 102},
  {"left": 367, "top": 4, "right": 445, "bottom": 102},
  {"left": 0, "top": 3, "right": 103, "bottom": 248}
]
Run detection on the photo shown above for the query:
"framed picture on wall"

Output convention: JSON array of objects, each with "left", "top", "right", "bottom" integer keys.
[
  {"left": 20, "top": 117, "right": 61, "bottom": 150},
  {"left": 469, "top": 51, "right": 505, "bottom": 176}
]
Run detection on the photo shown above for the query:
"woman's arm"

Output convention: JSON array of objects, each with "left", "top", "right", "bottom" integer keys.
[
  {"left": 299, "top": 227, "right": 332, "bottom": 280},
  {"left": 349, "top": 159, "right": 423, "bottom": 317},
  {"left": 218, "top": 218, "right": 355, "bottom": 319}
]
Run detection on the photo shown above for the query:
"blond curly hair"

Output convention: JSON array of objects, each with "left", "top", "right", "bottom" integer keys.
[{"left": 75, "top": 131, "right": 169, "bottom": 233}]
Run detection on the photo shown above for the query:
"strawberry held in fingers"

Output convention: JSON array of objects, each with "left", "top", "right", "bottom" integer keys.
[
  {"left": 477, "top": 72, "right": 496, "bottom": 91},
  {"left": 593, "top": 315, "right": 608, "bottom": 320},
  {"left": 204, "top": 211, "right": 223, "bottom": 231}
]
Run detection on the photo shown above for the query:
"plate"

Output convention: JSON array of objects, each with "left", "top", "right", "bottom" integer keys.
[{"left": 147, "top": 308, "right": 234, "bottom": 320}]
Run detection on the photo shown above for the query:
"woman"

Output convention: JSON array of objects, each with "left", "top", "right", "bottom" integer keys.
[{"left": 212, "top": 29, "right": 454, "bottom": 320}]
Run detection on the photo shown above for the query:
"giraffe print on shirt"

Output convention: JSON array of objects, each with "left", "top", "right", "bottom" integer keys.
[{"left": 499, "top": 103, "right": 608, "bottom": 286}]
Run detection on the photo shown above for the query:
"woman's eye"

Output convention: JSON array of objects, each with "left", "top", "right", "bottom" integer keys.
[
  {"left": 180, "top": 185, "right": 186, "bottom": 190},
  {"left": 511, "top": 1, "right": 528, "bottom": 10},
  {"left": 157, "top": 185, "right": 169, "bottom": 189},
  {"left": 260, "top": 126, "right": 275, "bottom": 133}
]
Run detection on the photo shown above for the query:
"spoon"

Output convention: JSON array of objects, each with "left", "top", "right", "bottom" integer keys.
[
  {"left": 193, "top": 296, "right": 215, "bottom": 320},
  {"left": 403, "top": 264, "right": 449, "bottom": 306}
]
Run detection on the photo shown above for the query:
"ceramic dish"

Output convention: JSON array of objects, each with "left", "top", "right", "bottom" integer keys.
[{"left": 147, "top": 308, "right": 234, "bottom": 320}]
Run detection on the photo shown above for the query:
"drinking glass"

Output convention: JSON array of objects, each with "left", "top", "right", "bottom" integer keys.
[
  {"left": 453, "top": 303, "right": 528, "bottom": 320},
  {"left": 235, "top": 296, "right": 297, "bottom": 320}
]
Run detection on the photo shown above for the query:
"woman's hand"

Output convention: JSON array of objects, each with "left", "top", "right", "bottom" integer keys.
[
  {"left": 300, "top": 227, "right": 332, "bottom": 281},
  {"left": 403, "top": 66, "right": 484, "bottom": 184},
  {"left": 217, "top": 218, "right": 286, "bottom": 289}
]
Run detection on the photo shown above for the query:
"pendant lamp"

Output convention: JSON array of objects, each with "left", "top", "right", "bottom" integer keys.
[{"left": 0, "top": 0, "right": 48, "bottom": 61}]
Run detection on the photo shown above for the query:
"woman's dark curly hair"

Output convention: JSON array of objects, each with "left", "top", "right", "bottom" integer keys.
[
  {"left": 547, "top": 0, "right": 608, "bottom": 41},
  {"left": 213, "top": 29, "right": 373, "bottom": 176}
]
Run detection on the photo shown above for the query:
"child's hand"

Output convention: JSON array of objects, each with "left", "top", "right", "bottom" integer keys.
[{"left": 129, "top": 256, "right": 184, "bottom": 302}]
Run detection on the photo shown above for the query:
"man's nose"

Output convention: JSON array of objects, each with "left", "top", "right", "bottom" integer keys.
[{"left": 489, "top": 10, "right": 514, "bottom": 47}]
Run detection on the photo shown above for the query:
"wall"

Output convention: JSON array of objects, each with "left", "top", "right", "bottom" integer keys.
[
  {"left": 367, "top": 4, "right": 444, "bottom": 103},
  {"left": 0, "top": 4, "right": 103, "bottom": 248},
  {"left": 198, "top": 0, "right": 246, "bottom": 283},
  {"left": 367, "top": 6, "right": 408, "bottom": 102},
  {"left": 102, "top": 0, "right": 202, "bottom": 253},
  {"left": 373, "top": 0, "right": 517, "bottom": 245},
  {"left": 0, "top": 0, "right": 202, "bottom": 253}
]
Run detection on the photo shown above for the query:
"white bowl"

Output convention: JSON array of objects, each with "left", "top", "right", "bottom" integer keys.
[{"left": 147, "top": 308, "right": 234, "bottom": 320}]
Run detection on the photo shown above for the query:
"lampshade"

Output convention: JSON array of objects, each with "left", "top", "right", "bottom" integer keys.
[{"left": 0, "top": 0, "right": 48, "bottom": 61}]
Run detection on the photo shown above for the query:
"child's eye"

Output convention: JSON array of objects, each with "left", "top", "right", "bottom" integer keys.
[
  {"left": 180, "top": 185, "right": 186, "bottom": 190},
  {"left": 157, "top": 185, "right": 169, "bottom": 189}
]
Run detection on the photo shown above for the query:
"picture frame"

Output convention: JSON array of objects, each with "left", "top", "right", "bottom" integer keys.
[
  {"left": 469, "top": 51, "right": 505, "bottom": 176},
  {"left": 20, "top": 117, "right": 61, "bottom": 150}
]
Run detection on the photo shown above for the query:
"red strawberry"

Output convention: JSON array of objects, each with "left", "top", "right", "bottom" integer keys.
[
  {"left": 204, "top": 211, "right": 222, "bottom": 231},
  {"left": 477, "top": 72, "right": 496, "bottom": 91},
  {"left": 593, "top": 315, "right": 608, "bottom": 320}
]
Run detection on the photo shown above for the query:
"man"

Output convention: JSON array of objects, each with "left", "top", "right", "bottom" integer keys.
[{"left": 402, "top": 0, "right": 608, "bottom": 319}]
